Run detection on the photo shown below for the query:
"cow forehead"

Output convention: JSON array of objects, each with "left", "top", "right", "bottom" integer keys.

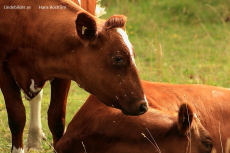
[
  {"left": 116, "top": 28, "right": 136, "bottom": 66},
  {"left": 116, "top": 28, "right": 134, "bottom": 56}
]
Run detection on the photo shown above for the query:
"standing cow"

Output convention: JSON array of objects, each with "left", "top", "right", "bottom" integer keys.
[
  {"left": 0, "top": 0, "right": 148, "bottom": 152},
  {"left": 25, "top": 0, "right": 104, "bottom": 151}
]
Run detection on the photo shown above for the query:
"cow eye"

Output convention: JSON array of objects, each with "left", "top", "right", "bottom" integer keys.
[
  {"left": 113, "top": 56, "right": 123, "bottom": 62},
  {"left": 203, "top": 141, "right": 213, "bottom": 152}
]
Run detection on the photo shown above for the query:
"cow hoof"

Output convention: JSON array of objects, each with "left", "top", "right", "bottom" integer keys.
[
  {"left": 25, "top": 132, "right": 48, "bottom": 152},
  {"left": 25, "top": 131, "right": 45, "bottom": 152},
  {"left": 24, "top": 147, "right": 41, "bottom": 153}
]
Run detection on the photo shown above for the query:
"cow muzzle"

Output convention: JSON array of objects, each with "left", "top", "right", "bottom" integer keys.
[{"left": 122, "top": 99, "right": 148, "bottom": 116}]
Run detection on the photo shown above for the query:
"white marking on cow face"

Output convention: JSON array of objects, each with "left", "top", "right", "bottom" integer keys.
[
  {"left": 12, "top": 146, "right": 24, "bottom": 153},
  {"left": 30, "top": 79, "right": 41, "bottom": 93},
  {"left": 116, "top": 28, "right": 136, "bottom": 67}
]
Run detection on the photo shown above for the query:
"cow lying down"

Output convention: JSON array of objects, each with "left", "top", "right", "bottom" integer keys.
[{"left": 56, "top": 81, "right": 226, "bottom": 153}]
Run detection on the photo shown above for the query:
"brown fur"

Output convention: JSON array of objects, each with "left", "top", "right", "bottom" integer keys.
[
  {"left": 57, "top": 80, "right": 230, "bottom": 152},
  {"left": 105, "top": 15, "right": 127, "bottom": 30},
  {"left": 141, "top": 81, "right": 230, "bottom": 152},
  {"left": 178, "top": 104, "right": 194, "bottom": 135},
  {"left": 0, "top": 0, "right": 147, "bottom": 151},
  {"left": 73, "top": 0, "right": 97, "bottom": 15},
  {"left": 56, "top": 92, "right": 213, "bottom": 153},
  {"left": 48, "top": 0, "right": 97, "bottom": 147}
]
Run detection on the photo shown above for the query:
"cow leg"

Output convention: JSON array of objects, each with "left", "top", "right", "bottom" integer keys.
[
  {"left": 48, "top": 78, "right": 71, "bottom": 148},
  {"left": 0, "top": 73, "right": 25, "bottom": 152},
  {"left": 25, "top": 90, "right": 46, "bottom": 152}
]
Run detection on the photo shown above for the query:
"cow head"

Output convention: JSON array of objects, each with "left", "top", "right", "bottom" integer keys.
[
  {"left": 163, "top": 104, "right": 213, "bottom": 153},
  {"left": 6, "top": 11, "right": 148, "bottom": 116},
  {"left": 72, "top": 12, "right": 148, "bottom": 115}
]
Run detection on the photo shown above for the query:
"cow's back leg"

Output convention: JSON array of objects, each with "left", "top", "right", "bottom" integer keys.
[
  {"left": 25, "top": 90, "right": 46, "bottom": 152},
  {"left": 0, "top": 70, "right": 25, "bottom": 153},
  {"left": 48, "top": 78, "right": 71, "bottom": 148}
]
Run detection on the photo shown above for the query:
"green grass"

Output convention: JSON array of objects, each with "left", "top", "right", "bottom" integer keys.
[
  {"left": 101, "top": 0, "right": 230, "bottom": 86},
  {"left": 0, "top": 83, "right": 89, "bottom": 152},
  {"left": 1, "top": 0, "right": 230, "bottom": 152}
]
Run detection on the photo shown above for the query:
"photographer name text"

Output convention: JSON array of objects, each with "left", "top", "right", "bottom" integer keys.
[{"left": 38, "top": 5, "right": 66, "bottom": 9}]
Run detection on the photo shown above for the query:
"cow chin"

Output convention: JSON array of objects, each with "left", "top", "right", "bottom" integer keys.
[
  {"left": 96, "top": 97, "right": 148, "bottom": 116},
  {"left": 80, "top": 79, "right": 149, "bottom": 116},
  {"left": 121, "top": 109, "right": 135, "bottom": 116}
]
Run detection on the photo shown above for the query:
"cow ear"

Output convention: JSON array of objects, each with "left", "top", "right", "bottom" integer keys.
[
  {"left": 178, "top": 103, "right": 194, "bottom": 135},
  {"left": 75, "top": 12, "right": 97, "bottom": 40},
  {"left": 105, "top": 15, "right": 127, "bottom": 30}
]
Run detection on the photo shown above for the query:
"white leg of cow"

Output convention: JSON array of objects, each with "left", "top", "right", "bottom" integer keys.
[
  {"left": 12, "top": 147, "right": 24, "bottom": 153},
  {"left": 25, "top": 90, "right": 45, "bottom": 152}
]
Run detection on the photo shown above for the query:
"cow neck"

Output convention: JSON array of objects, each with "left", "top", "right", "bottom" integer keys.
[{"left": 6, "top": 0, "right": 99, "bottom": 92}]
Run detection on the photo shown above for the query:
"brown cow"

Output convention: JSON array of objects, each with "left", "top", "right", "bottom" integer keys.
[
  {"left": 56, "top": 94, "right": 213, "bottom": 153},
  {"left": 25, "top": 0, "right": 104, "bottom": 151},
  {"left": 141, "top": 81, "right": 230, "bottom": 152},
  {"left": 56, "top": 80, "right": 230, "bottom": 152},
  {"left": 0, "top": 0, "right": 148, "bottom": 152}
]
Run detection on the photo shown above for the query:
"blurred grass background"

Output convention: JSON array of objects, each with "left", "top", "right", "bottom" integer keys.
[{"left": 1, "top": 0, "right": 230, "bottom": 152}]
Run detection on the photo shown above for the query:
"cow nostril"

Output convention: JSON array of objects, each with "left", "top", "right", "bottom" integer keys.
[{"left": 139, "top": 103, "right": 148, "bottom": 115}]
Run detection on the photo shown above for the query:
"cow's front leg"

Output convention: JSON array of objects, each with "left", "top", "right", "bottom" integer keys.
[
  {"left": 0, "top": 73, "right": 25, "bottom": 153},
  {"left": 48, "top": 78, "right": 71, "bottom": 148},
  {"left": 25, "top": 90, "right": 46, "bottom": 152}
]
